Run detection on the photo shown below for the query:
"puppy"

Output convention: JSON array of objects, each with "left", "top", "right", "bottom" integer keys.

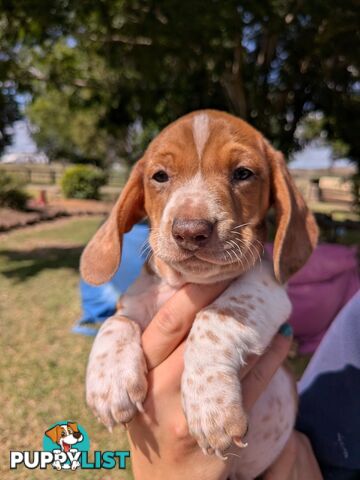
[{"left": 81, "top": 110, "right": 318, "bottom": 479}]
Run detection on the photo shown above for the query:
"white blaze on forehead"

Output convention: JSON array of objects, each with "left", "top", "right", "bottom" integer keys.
[{"left": 192, "top": 113, "right": 210, "bottom": 159}]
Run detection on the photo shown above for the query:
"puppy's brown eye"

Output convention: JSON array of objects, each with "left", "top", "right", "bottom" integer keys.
[
  {"left": 152, "top": 170, "right": 169, "bottom": 183},
  {"left": 232, "top": 167, "right": 254, "bottom": 182}
]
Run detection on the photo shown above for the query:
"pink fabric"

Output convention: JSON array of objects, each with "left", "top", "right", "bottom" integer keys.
[{"left": 265, "top": 243, "right": 360, "bottom": 354}]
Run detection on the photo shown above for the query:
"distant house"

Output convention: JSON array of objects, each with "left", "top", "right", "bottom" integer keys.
[
  {"left": 1, "top": 152, "right": 49, "bottom": 164},
  {"left": 1, "top": 120, "right": 49, "bottom": 164}
]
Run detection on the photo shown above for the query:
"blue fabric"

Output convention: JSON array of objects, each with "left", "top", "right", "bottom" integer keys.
[
  {"left": 72, "top": 223, "right": 149, "bottom": 335},
  {"left": 297, "top": 291, "right": 360, "bottom": 479}
]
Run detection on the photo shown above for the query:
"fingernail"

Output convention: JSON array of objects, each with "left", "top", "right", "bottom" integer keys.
[{"left": 278, "top": 323, "right": 293, "bottom": 337}]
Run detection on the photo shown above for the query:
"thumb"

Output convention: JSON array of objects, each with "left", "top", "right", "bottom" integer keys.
[{"left": 142, "top": 280, "right": 230, "bottom": 369}]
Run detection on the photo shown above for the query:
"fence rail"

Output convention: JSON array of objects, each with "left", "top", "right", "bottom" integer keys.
[
  {"left": 0, "top": 163, "right": 355, "bottom": 205},
  {"left": 0, "top": 164, "right": 126, "bottom": 187}
]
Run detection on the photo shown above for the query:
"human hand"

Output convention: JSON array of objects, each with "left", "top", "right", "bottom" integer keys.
[
  {"left": 127, "top": 282, "right": 293, "bottom": 480},
  {"left": 262, "top": 430, "right": 323, "bottom": 480}
]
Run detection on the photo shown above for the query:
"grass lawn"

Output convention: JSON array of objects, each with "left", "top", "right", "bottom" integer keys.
[{"left": 0, "top": 216, "right": 133, "bottom": 479}]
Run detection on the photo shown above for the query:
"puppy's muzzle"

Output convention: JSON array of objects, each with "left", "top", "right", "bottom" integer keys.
[{"left": 172, "top": 218, "right": 214, "bottom": 251}]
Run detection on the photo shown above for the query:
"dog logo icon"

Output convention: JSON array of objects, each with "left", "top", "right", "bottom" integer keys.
[
  {"left": 11, "top": 420, "right": 129, "bottom": 471},
  {"left": 44, "top": 421, "right": 88, "bottom": 470}
]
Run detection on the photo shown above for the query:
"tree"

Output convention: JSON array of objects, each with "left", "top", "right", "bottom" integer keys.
[
  {"left": 0, "top": 0, "right": 359, "bottom": 168},
  {"left": 0, "top": 7, "right": 20, "bottom": 152}
]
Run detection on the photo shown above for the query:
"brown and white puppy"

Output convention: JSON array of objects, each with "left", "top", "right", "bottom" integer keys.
[{"left": 81, "top": 110, "right": 318, "bottom": 479}]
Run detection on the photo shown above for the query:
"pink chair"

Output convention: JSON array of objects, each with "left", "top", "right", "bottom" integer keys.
[{"left": 266, "top": 243, "right": 360, "bottom": 354}]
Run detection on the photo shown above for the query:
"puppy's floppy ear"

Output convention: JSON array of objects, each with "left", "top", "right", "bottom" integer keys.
[
  {"left": 67, "top": 421, "right": 79, "bottom": 433},
  {"left": 80, "top": 158, "right": 146, "bottom": 285},
  {"left": 266, "top": 143, "right": 318, "bottom": 283},
  {"left": 45, "top": 425, "right": 62, "bottom": 444}
]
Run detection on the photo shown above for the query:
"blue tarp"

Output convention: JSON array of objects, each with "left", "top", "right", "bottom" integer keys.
[{"left": 73, "top": 223, "right": 149, "bottom": 335}]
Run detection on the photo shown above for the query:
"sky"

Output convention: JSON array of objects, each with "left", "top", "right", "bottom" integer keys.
[
  {"left": 4, "top": 120, "right": 37, "bottom": 154},
  {"left": 3, "top": 120, "right": 352, "bottom": 170}
]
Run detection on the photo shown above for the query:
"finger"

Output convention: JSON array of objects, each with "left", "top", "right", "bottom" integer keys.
[
  {"left": 142, "top": 280, "right": 230, "bottom": 369},
  {"left": 239, "top": 353, "right": 261, "bottom": 380},
  {"left": 294, "top": 432, "right": 323, "bottom": 480},
  {"left": 242, "top": 326, "right": 293, "bottom": 411},
  {"left": 240, "top": 323, "right": 293, "bottom": 380},
  {"left": 262, "top": 431, "right": 297, "bottom": 480},
  {"left": 147, "top": 341, "right": 186, "bottom": 394},
  {"left": 137, "top": 342, "right": 187, "bottom": 428}
]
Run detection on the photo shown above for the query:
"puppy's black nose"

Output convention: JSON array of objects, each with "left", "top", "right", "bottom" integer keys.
[
  {"left": 73, "top": 431, "right": 81, "bottom": 439},
  {"left": 172, "top": 218, "right": 213, "bottom": 250}
]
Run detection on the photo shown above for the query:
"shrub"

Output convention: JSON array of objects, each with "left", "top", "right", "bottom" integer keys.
[
  {"left": 0, "top": 172, "right": 29, "bottom": 210},
  {"left": 60, "top": 165, "right": 107, "bottom": 200}
]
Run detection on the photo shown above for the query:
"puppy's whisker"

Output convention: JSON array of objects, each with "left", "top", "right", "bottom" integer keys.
[
  {"left": 243, "top": 236, "right": 264, "bottom": 261},
  {"left": 140, "top": 244, "right": 152, "bottom": 257},
  {"left": 246, "top": 242, "right": 257, "bottom": 267},
  {"left": 224, "top": 242, "right": 236, "bottom": 265},
  {"left": 249, "top": 242, "right": 262, "bottom": 266},
  {"left": 231, "top": 231, "right": 264, "bottom": 266},
  {"left": 225, "top": 242, "right": 238, "bottom": 264},
  {"left": 225, "top": 250, "right": 233, "bottom": 264},
  {"left": 233, "top": 249, "right": 242, "bottom": 264},
  {"left": 145, "top": 249, "right": 154, "bottom": 262},
  {"left": 230, "top": 249, "right": 238, "bottom": 264},
  {"left": 232, "top": 222, "right": 252, "bottom": 231},
  {"left": 224, "top": 452, "right": 246, "bottom": 460},
  {"left": 139, "top": 239, "right": 151, "bottom": 255},
  {"left": 228, "top": 240, "right": 243, "bottom": 264}
]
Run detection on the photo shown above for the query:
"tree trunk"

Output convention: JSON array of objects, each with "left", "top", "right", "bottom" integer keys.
[{"left": 221, "top": 38, "right": 248, "bottom": 119}]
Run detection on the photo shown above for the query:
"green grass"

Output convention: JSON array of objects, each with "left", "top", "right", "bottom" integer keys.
[{"left": 0, "top": 216, "right": 132, "bottom": 479}]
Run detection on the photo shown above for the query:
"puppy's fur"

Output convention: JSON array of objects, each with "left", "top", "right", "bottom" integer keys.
[{"left": 81, "top": 110, "right": 318, "bottom": 479}]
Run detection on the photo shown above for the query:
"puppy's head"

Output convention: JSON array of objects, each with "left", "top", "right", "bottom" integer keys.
[
  {"left": 81, "top": 110, "right": 318, "bottom": 285},
  {"left": 45, "top": 422, "right": 83, "bottom": 452}
]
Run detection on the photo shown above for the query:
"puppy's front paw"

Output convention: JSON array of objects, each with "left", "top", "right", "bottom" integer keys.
[
  {"left": 182, "top": 367, "right": 248, "bottom": 459},
  {"left": 86, "top": 340, "right": 148, "bottom": 430}
]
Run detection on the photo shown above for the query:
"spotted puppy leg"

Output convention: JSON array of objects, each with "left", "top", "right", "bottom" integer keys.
[
  {"left": 182, "top": 308, "right": 250, "bottom": 459},
  {"left": 86, "top": 315, "right": 147, "bottom": 430},
  {"left": 182, "top": 262, "right": 292, "bottom": 459}
]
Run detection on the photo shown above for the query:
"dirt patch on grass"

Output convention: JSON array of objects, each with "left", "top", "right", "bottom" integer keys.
[{"left": 0, "top": 198, "right": 112, "bottom": 233}]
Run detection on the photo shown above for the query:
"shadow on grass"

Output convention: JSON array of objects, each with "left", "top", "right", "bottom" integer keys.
[{"left": 0, "top": 246, "right": 83, "bottom": 281}]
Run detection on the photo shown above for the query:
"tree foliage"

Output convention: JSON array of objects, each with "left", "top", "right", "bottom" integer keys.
[{"left": 0, "top": 0, "right": 359, "bottom": 167}]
